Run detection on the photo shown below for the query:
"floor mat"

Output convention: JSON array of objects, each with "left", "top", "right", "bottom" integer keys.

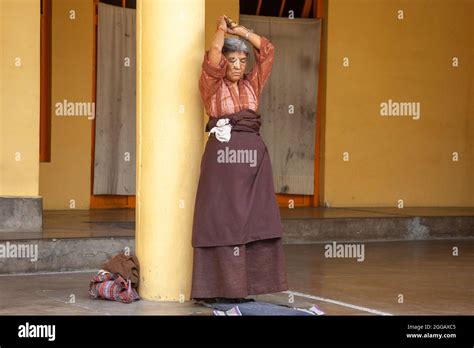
[{"left": 197, "top": 300, "right": 324, "bottom": 316}]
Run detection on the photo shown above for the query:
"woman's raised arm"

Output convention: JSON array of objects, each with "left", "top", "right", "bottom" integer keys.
[{"left": 208, "top": 16, "right": 227, "bottom": 65}]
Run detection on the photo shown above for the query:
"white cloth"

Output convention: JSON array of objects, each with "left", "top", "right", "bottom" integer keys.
[
  {"left": 213, "top": 306, "right": 242, "bottom": 316},
  {"left": 209, "top": 118, "right": 232, "bottom": 142}
]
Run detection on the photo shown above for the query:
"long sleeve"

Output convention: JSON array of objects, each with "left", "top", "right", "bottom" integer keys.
[
  {"left": 245, "top": 36, "right": 275, "bottom": 98},
  {"left": 198, "top": 50, "right": 227, "bottom": 111}
]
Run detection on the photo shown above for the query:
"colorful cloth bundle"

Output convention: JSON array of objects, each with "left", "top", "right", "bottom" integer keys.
[{"left": 88, "top": 270, "right": 140, "bottom": 304}]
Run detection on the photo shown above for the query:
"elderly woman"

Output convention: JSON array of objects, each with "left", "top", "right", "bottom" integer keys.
[{"left": 191, "top": 15, "right": 288, "bottom": 303}]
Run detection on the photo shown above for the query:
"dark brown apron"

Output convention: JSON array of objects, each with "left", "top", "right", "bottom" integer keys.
[{"left": 192, "top": 108, "right": 284, "bottom": 248}]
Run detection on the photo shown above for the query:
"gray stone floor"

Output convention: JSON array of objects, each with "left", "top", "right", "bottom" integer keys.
[
  {"left": 0, "top": 271, "right": 322, "bottom": 315},
  {"left": 0, "top": 240, "right": 472, "bottom": 315}
]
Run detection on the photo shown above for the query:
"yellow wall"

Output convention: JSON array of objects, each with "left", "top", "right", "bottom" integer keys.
[
  {"left": 37, "top": 0, "right": 238, "bottom": 209},
  {"left": 0, "top": 0, "right": 40, "bottom": 196},
  {"left": 39, "top": 0, "right": 93, "bottom": 209},
  {"left": 322, "top": 0, "right": 474, "bottom": 207},
  {"left": 7, "top": 0, "right": 469, "bottom": 209}
]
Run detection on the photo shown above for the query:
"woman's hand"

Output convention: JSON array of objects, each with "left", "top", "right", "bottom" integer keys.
[
  {"left": 216, "top": 15, "right": 255, "bottom": 42},
  {"left": 230, "top": 26, "right": 249, "bottom": 37},
  {"left": 217, "top": 15, "right": 227, "bottom": 31},
  {"left": 223, "top": 15, "right": 242, "bottom": 36},
  {"left": 226, "top": 26, "right": 245, "bottom": 36}
]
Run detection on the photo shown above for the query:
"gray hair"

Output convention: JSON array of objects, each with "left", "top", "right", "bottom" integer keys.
[{"left": 222, "top": 37, "right": 250, "bottom": 57}]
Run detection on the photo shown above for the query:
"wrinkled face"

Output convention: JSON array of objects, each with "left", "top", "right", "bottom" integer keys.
[{"left": 224, "top": 51, "right": 247, "bottom": 82}]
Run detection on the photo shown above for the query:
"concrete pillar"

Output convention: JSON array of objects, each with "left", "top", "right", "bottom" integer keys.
[{"left": 135, "top": 0, "right": 205, "bottom": 301}]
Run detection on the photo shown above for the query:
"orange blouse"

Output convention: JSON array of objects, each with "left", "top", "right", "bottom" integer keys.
[{"left": 198, "top": 36, "right": 275, "bottom": 118}]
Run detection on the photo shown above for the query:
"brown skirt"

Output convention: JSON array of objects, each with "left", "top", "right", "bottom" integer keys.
[
  {"left": 191, "top": 237, "right": 289, "bottom": 299},
  {"left": 191, "top": 109, "right": 288, "bottom": 299}
]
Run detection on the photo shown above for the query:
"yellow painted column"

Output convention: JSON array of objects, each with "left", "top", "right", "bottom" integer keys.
[{"left": 135, "top": 0, "right": 205, "bottom": 301}]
